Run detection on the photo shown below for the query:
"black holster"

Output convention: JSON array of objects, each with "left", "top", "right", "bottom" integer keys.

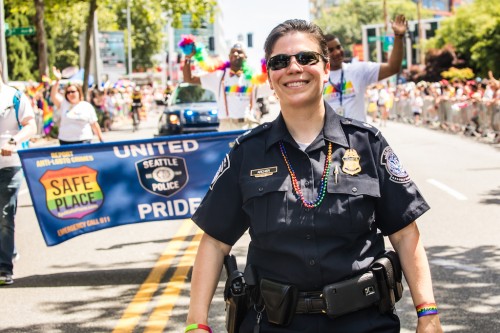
[
  {"left": 223, "top": 255, "right": 248, "bottom": 333},
  {"left": 370, "top": 250, "right": 404, "bottom": 313}
]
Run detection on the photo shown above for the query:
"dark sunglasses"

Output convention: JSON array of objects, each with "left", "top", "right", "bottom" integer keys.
[
  {"left": 267, "top": 51, "right": 327, "bottom": 71},
  {"left": 66, "top": 90, "right": 78, "bottom": 94}
]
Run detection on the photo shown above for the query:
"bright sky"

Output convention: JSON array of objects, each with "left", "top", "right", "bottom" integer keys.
[{"left": 217, "top": 0, "right": 310, "bottom": 69}]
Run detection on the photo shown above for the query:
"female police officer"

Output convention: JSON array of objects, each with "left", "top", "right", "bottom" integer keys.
[{"left": 185, "top": 19, "right": 443, "bottom": 333}]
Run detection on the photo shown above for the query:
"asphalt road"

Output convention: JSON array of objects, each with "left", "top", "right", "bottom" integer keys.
[{"left": 1, "top": 106, "right": 499, "bottom": 333}]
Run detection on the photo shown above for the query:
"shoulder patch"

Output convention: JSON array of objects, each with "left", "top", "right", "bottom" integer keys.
[
  {"left": 234, "top": 122, "right": 272, "bottom": 146},
  {"left": 341, "top": 118, "right": 381, "bottom": 137},
  {"left": 380, "top": 146, "right": 411, "bottom": 183}
]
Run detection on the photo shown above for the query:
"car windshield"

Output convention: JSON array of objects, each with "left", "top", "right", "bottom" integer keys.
[{"left": 172, "top": 85, "right": 216, "bottom": 104}]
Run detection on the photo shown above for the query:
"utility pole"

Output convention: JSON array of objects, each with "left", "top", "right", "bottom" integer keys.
[
  {"left": 127, "top": 0, "right": 132, "bottom": 80},
  {"left": 0, "top": 0, "right": 8, "bottom": 81},
  {"left": 417, "top": 0, "right": 425, "bottom": 65}
]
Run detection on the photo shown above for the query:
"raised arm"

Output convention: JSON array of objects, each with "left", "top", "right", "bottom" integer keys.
[
  {"left": 50, "top": 66, "right": 64, "bottom": 109},
  {"left": 378, "top": 14, "right": 407, "bottom": 81},
  {"left": 182, "top": 46, "right": 202, "bottom": 85},
  {"left": 389, "top": 222, "right": 443, "bottom": 333}
]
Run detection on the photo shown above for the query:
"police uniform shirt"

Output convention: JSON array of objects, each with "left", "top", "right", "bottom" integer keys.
[{"left": 192, "top": 102, "right": 429, "bottom": 292}]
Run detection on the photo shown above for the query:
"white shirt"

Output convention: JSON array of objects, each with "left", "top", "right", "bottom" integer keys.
[
  {"left": 323, "top": 62, "right": 380, "bottom": 122},
  {"left": 57, "top": 100, "right": 98, "bottom": 142},
  {"left": 201, "top": 68, "right": 253, "bottom": 120},
  {"left": 0, "top": 84, "right": 35, "bottom": 168}
]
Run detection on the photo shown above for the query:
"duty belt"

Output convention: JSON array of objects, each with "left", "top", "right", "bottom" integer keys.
[{"left": 295, "top": 271, "right": 380, "bottom": 315}]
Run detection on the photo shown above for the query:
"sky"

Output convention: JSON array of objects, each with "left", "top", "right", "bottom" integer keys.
[{"left": 217, "top": 0, "right": 311, "bottom": 70}]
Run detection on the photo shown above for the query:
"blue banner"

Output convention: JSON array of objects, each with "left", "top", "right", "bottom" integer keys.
[{"left": 19, "top": 131, "right": 243, "bottom": 246}]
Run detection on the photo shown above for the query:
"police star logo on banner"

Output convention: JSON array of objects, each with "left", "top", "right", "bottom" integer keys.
[
  {"left": 40, "top": 166, "right": 104, "bottom": 220},
  {"left": 136, "top": 157, "right": 188, "bottom": 198}
]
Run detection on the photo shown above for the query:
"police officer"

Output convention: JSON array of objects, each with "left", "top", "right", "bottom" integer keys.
[{"left": 185, "top": 20, "right": 443, "bottom": 333}]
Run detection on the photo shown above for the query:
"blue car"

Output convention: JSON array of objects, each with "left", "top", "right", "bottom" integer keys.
[{"left": 157, "top": 83, "right": 219, "bottom": 135}]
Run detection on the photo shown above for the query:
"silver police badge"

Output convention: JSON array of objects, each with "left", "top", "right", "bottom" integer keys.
[
  {"left": 380, "top": 146, "right": 410, "bottom": 183},
  {"left": 136, "top": 156, "right": 188, "bottom": 197}
]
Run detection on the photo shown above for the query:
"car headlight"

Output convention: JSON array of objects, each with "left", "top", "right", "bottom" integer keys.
[
  {"left": 168, "top": 114, "right": 180, "bottom": 125},
  {"left": 210, "top": 109, "right": 218, "bottom": 115}
]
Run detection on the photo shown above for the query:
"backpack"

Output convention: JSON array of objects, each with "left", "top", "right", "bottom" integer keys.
[{"left": 12, "top": 90, "right": 30, "bottom": 149}]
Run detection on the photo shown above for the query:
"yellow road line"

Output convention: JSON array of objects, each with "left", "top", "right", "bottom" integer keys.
[
  {"left": 144, "top": 229, "right": 203, "bottom": 333},
  {"left": 112, "top": 220, "right": 197, "bottom": 333}
]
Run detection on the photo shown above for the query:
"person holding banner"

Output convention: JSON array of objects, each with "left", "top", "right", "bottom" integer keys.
[
  {"left": 50, "top": 67, "right": 104, "bottom": 145},
  {"left": 0, "top": 62, "right": 37, "bottom": 286},
  {"left": 186, "top": 19, "right": 442, "bottom": 332}
]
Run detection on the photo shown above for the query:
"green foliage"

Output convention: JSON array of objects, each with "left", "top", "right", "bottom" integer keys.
[
  {"left": 441, "top": 67, "right": 474, "bottom": 81},
  {"left": 426, "top": 0, "right": 500, "bottom": 77},
  {"left": 314, "top": 0, "right": 433, "bottom": 46},
  {"left": 3, "top": 0, "right": 217, "bottom": 81}
]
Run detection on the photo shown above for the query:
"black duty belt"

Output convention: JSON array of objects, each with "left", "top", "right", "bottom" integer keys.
[
  {"left": 295, "top": 271, "right": 380, "bottom": 316},
  {"left": 295, "top": 291, "right": 325, "bottom": 314}
]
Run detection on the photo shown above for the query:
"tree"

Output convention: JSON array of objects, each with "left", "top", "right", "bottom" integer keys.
[
  {"left": 4, "top": 0, "right": 217, "bottom": 82},
  {"left": 314, "top": 0, "right": 433, "bottom": 47},
  {"left": 426, "top": 0, "right": 500, "bottom": 77}
]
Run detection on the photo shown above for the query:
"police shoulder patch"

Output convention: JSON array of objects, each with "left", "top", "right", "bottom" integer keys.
[
  {"left": 341, "top": 118, "right": 381, "bottom": 137},
  {"left": 210, "top": 154, "right": 230, "bottom": 190},
  {"left": 380, "top": 146, "right": 411, "bottom": 183},
  {"left": 234, "top": 122, "right": 272, "bottom": 146}
]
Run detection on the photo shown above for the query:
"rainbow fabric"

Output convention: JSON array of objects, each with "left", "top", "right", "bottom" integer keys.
[
  {"left": 179, "top": 35, "right": 267, "bottom": 85},
  {"left": 26, "top": 82, "right": 54, "bottom": 135}
]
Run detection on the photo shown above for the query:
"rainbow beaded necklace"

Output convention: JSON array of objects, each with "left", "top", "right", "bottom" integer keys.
[{"left": 279, "top": 141, "right": 333, "bottom": 209}]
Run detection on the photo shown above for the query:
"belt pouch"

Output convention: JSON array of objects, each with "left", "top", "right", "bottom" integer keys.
[
  {"left": 371, "top": 265, "right": 394, "bottom": 313},
  {"left": 322, "top": 272, "right": 380, "bottom": 318},
  {"left": 259, "top": 278, "right": 298, "bottom": 326},
  {"left": 382, "top": 251, "right": 404, "bottom": 301}
]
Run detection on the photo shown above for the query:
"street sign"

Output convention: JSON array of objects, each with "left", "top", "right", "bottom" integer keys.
[
  {"left": 5, "top": 26, "right": 35, "bottom": 37},
  {"left": 368, "top": 36, "right": 384, "bottom": 43}
]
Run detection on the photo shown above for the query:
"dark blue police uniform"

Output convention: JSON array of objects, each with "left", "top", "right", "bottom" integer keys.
[{"left": 192, "top": 103, "right": 430, "bottom": 333}]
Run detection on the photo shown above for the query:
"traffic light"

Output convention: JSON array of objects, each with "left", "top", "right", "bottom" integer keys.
[
  {"left": 247, "top": 33, "right": 253, "bottom": 48},
  {"left": 209, "top": 37, "right": 215, "bottom": 51}
]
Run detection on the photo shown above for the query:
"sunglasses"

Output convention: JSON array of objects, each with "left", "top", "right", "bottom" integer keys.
[
  {"left": 66, "top": 90, "right": 78, "bottom": 94},
  {"left": 267, "top": 51, "right": 327, "bottom": 71}
]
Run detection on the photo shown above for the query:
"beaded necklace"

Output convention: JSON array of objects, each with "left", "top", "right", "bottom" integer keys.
[{"left": 279, "top": 140, "right": 332, "bottom": 209}]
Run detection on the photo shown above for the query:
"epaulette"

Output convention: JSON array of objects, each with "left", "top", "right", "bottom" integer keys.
[
  {"left": 340, "top": 117, "right": 381, "bottom": 137},
  {"left": 234, "top": 122, "right": 272, "bottom": 146}
]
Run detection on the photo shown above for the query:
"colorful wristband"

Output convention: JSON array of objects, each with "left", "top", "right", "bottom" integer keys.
[
  {"left": 416, "top": 302, "right": 438, "bottom": 318},
  {"left": 185, "top": 323, "right": 212, "bottom": 333}
]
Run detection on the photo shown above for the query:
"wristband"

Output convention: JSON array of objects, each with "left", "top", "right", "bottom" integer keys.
[
  {"left": 185, "top": 323, "right": 212, "bottom": 333},
  {"left": 416, "top": 302, "right": 438, "bottom": 318},
  {"left": 394, "top": 33, "right": 405, "bottom": 37}
]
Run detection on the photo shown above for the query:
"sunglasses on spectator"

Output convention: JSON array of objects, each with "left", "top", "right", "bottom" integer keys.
[
  {"left": 66, "top": 90, "right": 78, "bottom": 94},
  {"left": 267, "top": 51, "right": 327, "bottom": 71}
]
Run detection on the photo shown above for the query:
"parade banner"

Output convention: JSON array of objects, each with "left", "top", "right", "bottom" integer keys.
[{"left": 19, "top": 131, "right": 243, "bottom": 246}]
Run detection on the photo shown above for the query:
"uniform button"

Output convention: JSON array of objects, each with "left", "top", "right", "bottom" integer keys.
[
  {"left": 309, "top": 259, "right": 316, "bottom": 266},
  {"left": 352, "top": 187, "right": 358, "bottom": 193},
  {"left": 305, "top": 180, "right": 310, "bottom": 187},
  {"left": 305, "top": 234, "right": 311, "bottom": 240},
  {"left": 258, "top": 187, "right": 264, "bottom": 192},
  {"left": 304, "top": 208, "right": 310, "bottom": 212}
]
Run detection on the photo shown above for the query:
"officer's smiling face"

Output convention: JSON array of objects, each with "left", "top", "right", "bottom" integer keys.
[{"left": 267, "top": 32, "right": 329, "bottom": 110}]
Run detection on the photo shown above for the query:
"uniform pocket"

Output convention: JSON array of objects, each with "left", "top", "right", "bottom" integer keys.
[
  {"left": 326, "top": 175, "right": 380, "bottom": 233},
  {"left": 241, "top": 176, "right": 289, "bottom": 236}
]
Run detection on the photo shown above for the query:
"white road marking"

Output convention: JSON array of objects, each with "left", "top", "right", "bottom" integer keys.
[
  {"left": 426, "top": 178, "right": 468, "bottom": 201},
  {"left": 19, "top": 189, "right": 29, "bottom": 196}
]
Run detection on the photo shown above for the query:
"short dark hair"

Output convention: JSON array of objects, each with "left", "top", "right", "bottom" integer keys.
[
  {"left": 264, "top": 19, "right": 328, "bottom": 62},
  {"left": 324, "top": 34, "right": 340, "bottom": 43}
]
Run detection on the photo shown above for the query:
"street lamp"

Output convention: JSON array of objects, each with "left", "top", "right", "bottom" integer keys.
[{"left": 127, "top": 0, "right": 132, "bottom": 79}]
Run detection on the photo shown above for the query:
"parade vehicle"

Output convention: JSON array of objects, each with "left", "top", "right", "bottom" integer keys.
[{"left": 156, "top": 83, "right": 219, "bottom": 136}]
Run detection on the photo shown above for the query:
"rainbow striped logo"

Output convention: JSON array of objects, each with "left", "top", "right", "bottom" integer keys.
[
  {"left": 224, "top": 85, "right": 253, "bottom": 95},
  {"left": 323, "top": 81, "right": 355, "bottom": 96},
  {"left": 40, "top": 166, "right": 103, "bottom": 220}
]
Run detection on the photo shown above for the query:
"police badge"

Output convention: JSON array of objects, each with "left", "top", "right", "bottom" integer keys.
[{"left": 342, "top": 149, "right": 361, "bottom": 175}]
